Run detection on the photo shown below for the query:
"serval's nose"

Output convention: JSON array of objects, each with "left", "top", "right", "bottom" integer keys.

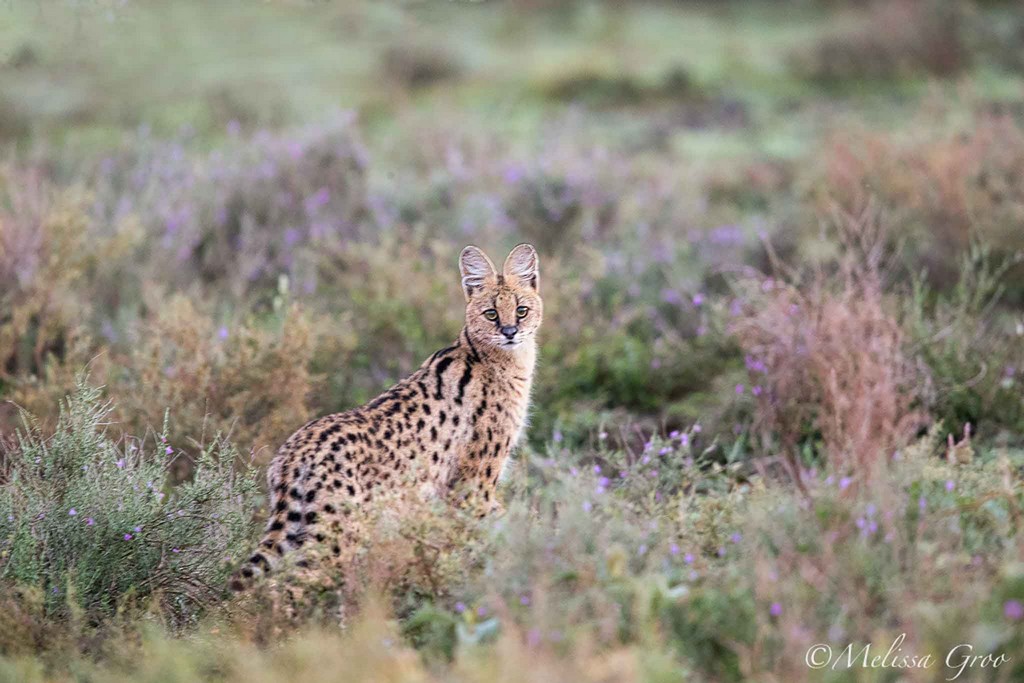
[{"left": 500, "top": 325, "right": 518, "bottom": 340}]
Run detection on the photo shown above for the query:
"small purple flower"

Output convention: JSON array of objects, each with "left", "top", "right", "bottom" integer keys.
[
  {"left": 770, "top": 602, "right": 782, "bottom": 617},
  {"left": 476, "top": 606, "right": 488, "bottom": 618},
  {"left": 735, "top": 384, "right": 745, "bottom": 395},
  {"left": 306, "top": 187, "right": 330, "bottom": 212},
  {"left": 134, "top": 526, "right": 142, "bottom": 533},
  {"left": 598, "top": 477, "right": 610, "bottom": 488},
  {"left": 670, "top": 543, "right": 680, "bottom": 555},
  {"left": 165, "top": 446, "right": 173, "bottom": 455},
  {"left": 1004, "top": 600, "right": 1024, "bottom": 621},
  {"left": 454, "top": 602, "right": 466, "bottom": 613},
  {"left": 637, "top": 544, "right": 648, "bottom": 556},
  {"left": 123, "top": 534, "right": 133, "bottom": 541},
  {"left": 669, "top": 430, "right": 680, "bottom": 439},
  {"left": 684, "top": 553, "right": 694, "bottom": 564},
  {"left": 593, "top": 465, "right": 601, "bottom": 474},
  {"left": 552, "top": 429, "right": 563, "bottom": 443},
  {"left": 945, "top": 480, "right": 955, "bottom": 492},
  {"left": 527, "top": 628, "right": 542, "bottom": 647},
  {"left": 68, "top": 508, "right": 77, "bottom": 516},
  {"left": 172, "top": 548, "right": 181, "bottom": 554},
  {"left": 582, "top": 500, "right": 593, "bottom": 512},
  {"left": 839, "top": 477, "right": 852, "bottom": 491},
  {"left": 752, "top": 385, "right": 763, "bottom": 397},
  {"left": 680, "top": 434, "right": 690, "bottom": 447},
  {"left": 520, "top": 595, "right": 530, "bottom": 606},
  {"left": 919, "top": 496, "right": 927, "bottom": 511},
  {"left": 85, "top": 518, "right": 95, "bottom": 526},
  {"left": 730, "top": 533, "right": 742, "bottom": 544},
  {"left": 717, "top": 546, "right": 726, "bottom": 557},
  {"left": 115, "top": 459, "right": 125, "bottom": 469},
  {"left": 659, "top": 447, "right": 671, "bottom": 456},
  {"left": 692, "top": 293, "right": 704, "bottom": 307},
  {"left": 218, "top": 326, "right": 229, "bottom": 340}
]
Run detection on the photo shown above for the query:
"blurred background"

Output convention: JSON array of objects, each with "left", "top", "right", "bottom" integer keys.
[
  {"left": 3, "top": 2, "right": 1024, "bottom": 679},
  {"left": 2, "top": 0, "right": 1024, "bottom": 463}
]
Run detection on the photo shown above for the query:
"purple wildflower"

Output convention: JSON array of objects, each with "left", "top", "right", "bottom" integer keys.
[
  {"left": 770, "top": 602, "right": 783, "bottom": 617},
  {"left": 1005, "top": 600, "right": 1024, "bottom": 621},
  {"left": 68, "top": 508, "right": 77, "bottom": 516}
]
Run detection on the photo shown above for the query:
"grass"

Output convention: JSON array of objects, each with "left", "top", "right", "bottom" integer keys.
[{"left": 2, "top": 0, "right": 1024, "bottom": 680}]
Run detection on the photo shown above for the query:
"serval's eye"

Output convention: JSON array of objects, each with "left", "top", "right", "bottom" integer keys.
[
  {"left": 484, "top": 309, "right": 498, "bottom": 321},
  {"left": 516, "top": 306, "right": 529, "bottom": 319}
]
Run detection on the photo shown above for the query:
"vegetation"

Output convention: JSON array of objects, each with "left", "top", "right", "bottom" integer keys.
[{"left": 1, "top": 0, "right": 1023, "bottom": 680}]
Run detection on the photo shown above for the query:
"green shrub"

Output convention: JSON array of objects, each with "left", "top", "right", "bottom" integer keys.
[
  {"left": 0, "top": 378, "right": 259, "bottom": 631},
  {"left": 905, "top": 244, "right": 1024, "bottom": 444}
]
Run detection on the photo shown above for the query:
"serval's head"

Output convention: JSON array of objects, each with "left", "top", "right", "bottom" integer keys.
[{"left": 459, "top": 243, "right": 543, "bottom": 352}]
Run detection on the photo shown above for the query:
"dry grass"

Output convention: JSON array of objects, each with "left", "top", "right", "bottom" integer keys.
[{"left": 733, "top": 206, "right": 926, "bottom": 486}]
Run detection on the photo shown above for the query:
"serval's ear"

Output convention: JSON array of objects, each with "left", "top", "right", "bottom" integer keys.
[
  {"left": 502, "top": 243, "right": 539, "bottom": 292},
  {"left": 460, "top": 246, "right": 497, "bottom": 301}
]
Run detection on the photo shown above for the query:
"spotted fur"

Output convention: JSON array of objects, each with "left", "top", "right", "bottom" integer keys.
[{"left": 230, "top": 244, "right": 542, "bottom": 591}]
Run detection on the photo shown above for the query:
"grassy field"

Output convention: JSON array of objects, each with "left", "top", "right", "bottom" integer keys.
[{"left": 2, "top": 1, "right": 1024, "bottom": 680}]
